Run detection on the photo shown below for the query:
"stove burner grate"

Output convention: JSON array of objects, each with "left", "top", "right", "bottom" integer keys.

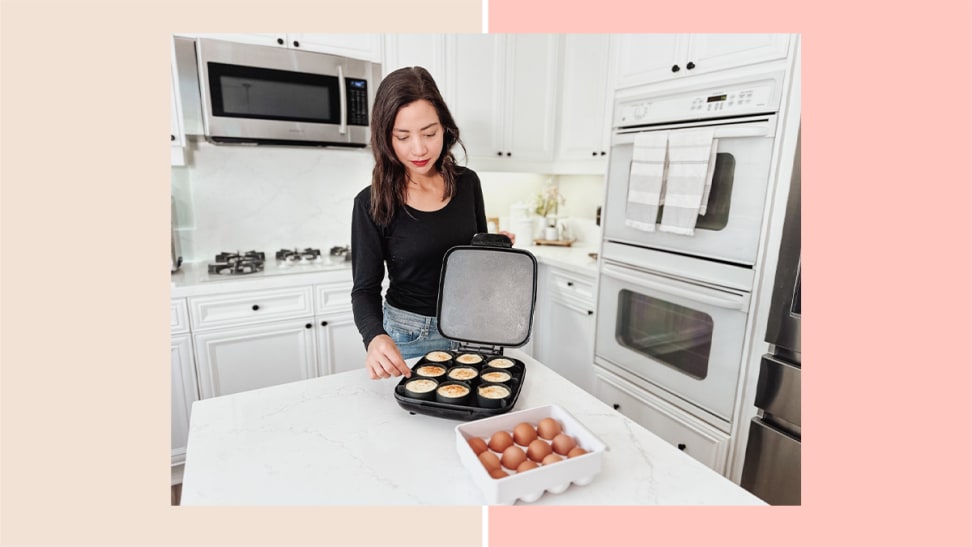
[
  {"left": 276, "top": 248, "right": 323, "bottom": 264},
  {"left": 208, "top": 251, "right": 266, "bottom": 275}
]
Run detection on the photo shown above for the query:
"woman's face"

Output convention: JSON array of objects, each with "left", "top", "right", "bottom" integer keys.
[{"left": 391, "top": 99, "right": 443, "bottom": 180}]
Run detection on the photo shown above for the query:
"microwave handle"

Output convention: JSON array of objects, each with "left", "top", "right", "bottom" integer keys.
[
  {"left": 337, "top": 65, "right": 347, "bottom": 135},
  {"left": 601, "top": 263, "right": 750, "bottom": 311}
]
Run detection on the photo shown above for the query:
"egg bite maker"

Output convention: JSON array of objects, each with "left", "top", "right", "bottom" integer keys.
[{"left": 394, "top": 233, "right": 537, "bottom": 420}]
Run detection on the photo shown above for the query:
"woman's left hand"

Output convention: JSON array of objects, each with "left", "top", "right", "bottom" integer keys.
[{"left": 499, "top": 230, "right": 516, "bottom": 246}]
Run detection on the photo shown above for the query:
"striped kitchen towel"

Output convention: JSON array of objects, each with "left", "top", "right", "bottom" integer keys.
[
  {"left": 624, "top": 131, "right": 669, "bottom": 232},
  {"left": 660, "top": 128, "right": 716, "bottom": 235}
]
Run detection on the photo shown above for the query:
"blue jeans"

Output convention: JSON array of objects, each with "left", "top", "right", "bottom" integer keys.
[{"left": 382, "top": 302, "right": 455, "bottom": 360}]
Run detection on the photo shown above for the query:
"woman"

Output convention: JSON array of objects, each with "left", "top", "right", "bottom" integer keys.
[{"left": 350, "top": 66, "right": 514, "bottom": 380}]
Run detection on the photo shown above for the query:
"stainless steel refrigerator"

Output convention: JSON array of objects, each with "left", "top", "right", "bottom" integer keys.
[{"left": 741, "top": 129, "right": 801, "bottom": 505}]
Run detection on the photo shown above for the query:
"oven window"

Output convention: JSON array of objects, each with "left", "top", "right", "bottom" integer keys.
[
  {"left": 616, "top": 289, "right": 714, "bottom": 380},
  {"left": 653, "top": 153, "right": 735, "bottom": 231}
]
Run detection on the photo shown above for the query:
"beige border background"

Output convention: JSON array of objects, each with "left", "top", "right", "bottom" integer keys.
[{"left": 1, "top": 1, "right": 484, "bottom": 545}]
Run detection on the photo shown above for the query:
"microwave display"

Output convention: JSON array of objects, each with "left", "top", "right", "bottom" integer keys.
[{"left": 208, "top": 62, "right": 341, "bottom": 125}]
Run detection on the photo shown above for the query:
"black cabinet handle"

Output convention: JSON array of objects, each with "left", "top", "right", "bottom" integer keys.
[
  {"left": 612, "top": 403, "right": 620, "bottom": 410},
  {"left": 252, "top": 304, "right": 260, "bottom": 311},
  {"left": 276, "top": 38, "right": 284, "bottom": 45},
  {"left": 686, "top": 61, "right": 696, "bottom": 70},
  {"left": 170, "top": 134, "right": 175, "bottom": 142},
  {"left": 320, "top": 320, "right": 328, "bottom": 327},
  {"left": 292, "top": 40, "right": 300, "bottom": 48},
  {"left": 587, "top": 310, "right": 594, "bottom": 316},
  {"left": 671, "top": 64, "right": 680, "bottom": 73},
  {"left": 677, "top": 443, "right": 686, "bottom": 451},
  {"left": 305, "top": 323, "right": 312, "bottom": 329}
]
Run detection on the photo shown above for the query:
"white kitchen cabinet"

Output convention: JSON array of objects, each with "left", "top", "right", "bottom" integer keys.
[
  {"left": 555, "top": 34, "right": 614, "bottom": 174},
  {"left": 381, "top": 34, "right": 448, "bottom": 88},
  {"left": 594, "top": 367, "right": 730, "bottom": 474},
  {"left": 449, "top": 34, "right": 560, "bottom": 170},
  {"left": 193, "top": 317, "right": 319, "bottom": 399},
  {"left": 183, "top": 33, "right": 382, "bottom": 61},
  {"left": 533, "top": 264, "right": 597, "bottom": 394},
  {"left": 613, "top": 34, "right": 791, "bottom": 89},
  {"left": 170, "top": 39, "right": 186, "bottom": 167},
  {"left": 314, "top": 282, "right": 366, "bottom": 375},
  {"left": 188, "top": 286, "right": 315, "bottom": 332},
  {"left": 170, "top": 333, "right": 196, "bottom": 483}
]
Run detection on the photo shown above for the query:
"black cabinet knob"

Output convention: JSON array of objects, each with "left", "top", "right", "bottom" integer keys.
[
  {"left": 677, "top": 443, "right": 686, "bottom": 451},
  {"left": 686, "top": 61, "right": 696, "bottom": 70},
  {"left": 506, "top": 152, "right": 511, "bottom": 157},
  {"left": 251, "top": 304, "right": 260, "bottom": 311},
  {"left": 587, "top": 310, "right": 594, "bottom": 316},
  {"left": 671, "top": 64, "right": 680, "bottom": 73},
  {"left": 292, "top": 40, "right": 300, "bottom": 48},
  {"left": 497, "top": 151, "right": 503, "bottom": 156},
  {"left": 276, "top": 38, "right": 284, "bottom": 45},
  {"left": 612, "top": 403, "right": 620, "bottom": 410},
  {"left": 320, "top": 321, "right": 328, "bottom": 327},
  {"left": 170, "top": 134, "right": 175, "bottom": 142},
  {"left": 305, "top": 323, "right": 312, "bottom": 329},
  {"left": 600, "top": 151, "right": 606, "bottom": 156},
  {"left": 567, "top": 281, "right": 573, "bottom": 287},
  {"left": 592, "top": 151, "right": 597, "bottom": 156}
]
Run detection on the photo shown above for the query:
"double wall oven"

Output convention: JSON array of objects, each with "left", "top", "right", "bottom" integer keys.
[{"left": 596, "top": 69, "right": 787, "bottom": 430}]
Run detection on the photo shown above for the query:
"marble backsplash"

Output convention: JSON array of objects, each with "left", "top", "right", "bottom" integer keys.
[{"left": 172, "top": 139, "right": 604, "bottom": 262}]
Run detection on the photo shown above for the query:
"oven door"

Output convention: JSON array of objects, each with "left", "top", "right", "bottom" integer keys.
[
  {"left": 603, "top": 115, "right": 777, "bottom": 266},
  {"left": 595, "top": 260, "right": 750, "bottom": 421}
]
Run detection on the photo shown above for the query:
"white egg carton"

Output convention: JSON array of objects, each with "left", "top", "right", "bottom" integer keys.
[{"left": 455, "top": 404, "right": 608, "bottom": 505}]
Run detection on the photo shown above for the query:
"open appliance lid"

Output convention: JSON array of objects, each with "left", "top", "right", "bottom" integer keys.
[{"left": 436, "top": 241, "right": 537, "bottom": 349}]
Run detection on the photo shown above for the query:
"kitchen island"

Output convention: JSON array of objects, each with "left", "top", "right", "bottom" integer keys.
[{"left": 180, "top": 349, "right": 765, "bottom": 505}]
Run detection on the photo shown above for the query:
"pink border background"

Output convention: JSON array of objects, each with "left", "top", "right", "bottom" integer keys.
[{"left": 487, "top": 2, "right": 972, "bottom": 547}]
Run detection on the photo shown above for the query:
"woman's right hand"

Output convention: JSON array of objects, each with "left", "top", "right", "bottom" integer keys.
[{"left": 365, "top": 334, "right": 411, "bottom": 380}]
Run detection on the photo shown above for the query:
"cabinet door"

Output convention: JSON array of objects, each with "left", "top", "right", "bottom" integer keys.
[
  {"left": 613, "top": 34, "right": 684, "bottom": 89},
  {"left": 557, "top": 34, "right": 611, "bottom": 165},
  {"left": 316, "top": 313, "right": 367, "bottom": 375},
  {"left": 449, "top": 34, "right": 506, "bottom": 160},
  {"left": 684, "top": 34, "right": 790, "bottom": 75},
  {"left": 504, "top": 34, "right": 559, "bottom": 163},
  {"left": 171, "top": 334, "right": 196, "bottom": 467},
  {"left": 382, "top": 34, "right": 448, "bottom": 85},
  {"left": 543, "top": 296, "right": 596, "bottom": 393},
  {"left": 292, "top": 33, "right": 382, "bottom": 61},
  {"left": 194, "top": 318, "right": 318, "bottom": 399},
  {"left": 170, "top": 41, "right": 186, "bottom": 166},
  {"left": 594, "top": 370, "right": 730, "bottom": 473}
]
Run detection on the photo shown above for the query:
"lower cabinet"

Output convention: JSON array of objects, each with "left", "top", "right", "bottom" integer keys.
[
  {"left": 170, "top": 333, "right": 196, "bottom": 484},
  {"left": 315, "top": 312, "right": 367, "bottom": 375},
  {"left": 533, "top": 264, "right": 597, "bottom": 394},
  {"left": 594, "top": 368, "right": 730, "bottom": 474},
  {"left": 193, "top": 317, "right": 319, "bottom": 399}
]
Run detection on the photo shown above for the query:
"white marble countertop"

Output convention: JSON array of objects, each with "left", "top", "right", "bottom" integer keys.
[
  {"left": 170, "top": 242, "right": 600, "bottom": 299},
  {"left": 180, "top": 348, "right": 764, "bottom": 506}
]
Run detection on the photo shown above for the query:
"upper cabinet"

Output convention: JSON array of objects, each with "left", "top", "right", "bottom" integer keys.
[
  {"left": 183, "top": 33, "right": 382, "bottom": 62},
  {"left": 555, "top": 34, "right": 614, "bottom": 175},
  {"left": 381, "top": 34, "right": 448, "bottom": 85},
  {"left": 170, "top": 39, "right": 186, "bottom": 167},
  {"left": 613, "top": 34, "right": 791, "bottom": 89},
  {"left": 448, "top": 34, "right": 560, "bottom": 171}
]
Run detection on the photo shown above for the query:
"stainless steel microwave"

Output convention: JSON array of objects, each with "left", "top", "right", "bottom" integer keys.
[{"left": 173, "top": 37, "right": 381, "bottom": 147}]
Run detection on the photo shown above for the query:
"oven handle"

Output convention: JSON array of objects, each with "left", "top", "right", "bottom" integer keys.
[
  {"left": 601, "top": 263, "right": 750, "bottom": 311},
  {"left": 615, "top": 116, "right": 776, "bottom": 140},
  {"left": 337, "top": 65, "right": 347, "bottom": 135}
]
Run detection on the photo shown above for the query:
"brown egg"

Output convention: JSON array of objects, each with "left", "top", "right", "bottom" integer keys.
[
  {"left": 513, "top": 422, "right": 538, "bottom": 446},
  {"left": 537, "top": 417, "right": 562, "bottom": 440},
  {"left": 468, "top": 437, "right": 488, "bottom": 456},
  {"left": 478, "top": 451, "right": 501, "bottom": 471},
  {"left": 551, "top": 433, "right": 578, "bottom": 455},
  {"left": 567, "top": 447, "right": 588, "bottom": 458},
  {"left": 516, "top": 460, "right": 539, "bottom": 473},
  {"left": 526, "top": 439, "right": 553, "bottom": 462},
  {"left": 488, "top": 430, "right": 515, "bottom": 452},
  {"left": 501, "top": 445, "right": 528, "bottom": 470},
  {"left": 489, "top": 467, "right": 509, "bottom": 479},
  {"left": 542, "top": 453, "right": 563, "bottom": 465}
]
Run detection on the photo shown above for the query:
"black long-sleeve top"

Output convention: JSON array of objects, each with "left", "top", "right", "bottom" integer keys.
[{"left": 351, "top": 168, "right": 487, "bottom": 349}]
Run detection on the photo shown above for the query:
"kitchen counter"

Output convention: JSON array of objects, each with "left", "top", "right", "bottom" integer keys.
[
  {"left": 180, "top": 349, "right": 764, "bottom": 506},
  {"left": 170, "top": 242, "right": 599, "bottom": 299}
]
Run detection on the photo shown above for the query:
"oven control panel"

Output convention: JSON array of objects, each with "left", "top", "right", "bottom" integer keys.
[{"left": 615, "top": 73, "right": 782, "bottom": 127}]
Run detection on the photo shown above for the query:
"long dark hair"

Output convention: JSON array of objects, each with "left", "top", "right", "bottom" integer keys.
[{"left": 369, "top": 66, "right": 465, "bottom": 226}]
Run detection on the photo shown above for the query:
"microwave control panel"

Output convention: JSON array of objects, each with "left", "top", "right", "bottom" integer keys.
[
  {"left": 346, "top": 78, "right": 370, "bottom": 126},
  {"left": 615, "top": 72, "right": 783, "bottom": 127}
]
